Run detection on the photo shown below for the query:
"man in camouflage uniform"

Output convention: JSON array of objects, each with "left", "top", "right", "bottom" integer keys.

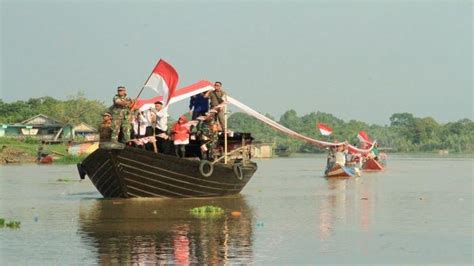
[
  {"left": 209, "top": 81, "right": 227, "bottom": 131},
  {"left": 197, "top": 117, "right": 219, "bottom": 160},
  {"left": 98, "top": 112, "right": 113, "bottom": 142},
  {"left": 111, "top": 86, "right": 133, "bottom": 143}
]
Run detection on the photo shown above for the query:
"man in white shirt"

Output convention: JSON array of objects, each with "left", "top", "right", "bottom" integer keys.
[{"left": 149, "top": 101, "right": 171, "bottom": 153}]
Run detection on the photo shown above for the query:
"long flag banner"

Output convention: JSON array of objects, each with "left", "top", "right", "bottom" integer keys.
[
  {"left": 135, "top": 80, "right": 214, "bottom": 111},
  {"left": 143, "top": 59, "right": 179, "bottom": 107},
  {"left": 227, "top": 96, "right": 376, "bottom": 155},
  {"left": 317, "top": 123, "right": 333, "bottom": 136}
]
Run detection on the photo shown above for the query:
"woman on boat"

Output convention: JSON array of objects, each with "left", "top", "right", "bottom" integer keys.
[{"left": 171, "top": 115, "right": 191, "bottom": 158}]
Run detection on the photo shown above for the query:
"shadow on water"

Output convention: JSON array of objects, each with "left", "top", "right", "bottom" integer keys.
[{"left": 78, "top": 195, "right": 254, "bottom": 265}]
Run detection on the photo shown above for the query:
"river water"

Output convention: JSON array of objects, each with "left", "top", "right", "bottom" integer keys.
[{"left": 0, "top": 154, "right": 472, "bottom": 265}]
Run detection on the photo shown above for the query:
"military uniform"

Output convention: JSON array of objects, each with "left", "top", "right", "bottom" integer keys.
[
  {"left": 111, "top": 94, "right": 132, "bottom": 142},
  {"left": 99, "top": 120, "right": 113, "bottom": 142},
  {"left": 209, "top": 89, "right": 226, "bottom": 130},
  {"left": 197, "top": 120, "right": 219, "bottom": 160}
]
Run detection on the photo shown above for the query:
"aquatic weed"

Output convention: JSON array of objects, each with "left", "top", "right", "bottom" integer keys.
[{"left": 190, "top": 205, "right": 224, "bottom": 218}]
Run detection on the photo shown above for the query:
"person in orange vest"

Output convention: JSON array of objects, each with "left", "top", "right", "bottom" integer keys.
[{"left": 171, "top": 115, "right": 191, "bottom": 158}]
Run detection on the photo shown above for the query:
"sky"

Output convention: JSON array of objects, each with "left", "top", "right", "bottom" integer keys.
[{"left": 1, "top": 0, "right": 472, "bottom": 125}]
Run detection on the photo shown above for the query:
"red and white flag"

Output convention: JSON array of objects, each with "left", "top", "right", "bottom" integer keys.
[
  {"left": 144, "top": 59, "right": 179, "bottom": 107},
  {"left": 317, "top": 123, "right": 333, "bottom": 136},
  {"left": 357, "top": 130, "right": 372, "bottom": 144}
]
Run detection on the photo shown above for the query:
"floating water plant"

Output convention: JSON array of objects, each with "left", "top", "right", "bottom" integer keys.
[
  {"left": 0, "top": 218, "right": 20, "bottom": 229},
  {"left": 190, "top": 205, "right": 224, "bottom": 218},
  {"left": 6, "top": 221, "right": 21, "bottom": 229},
  {"left": 56, "top": 177, "right": 75, "bottom": 183}
]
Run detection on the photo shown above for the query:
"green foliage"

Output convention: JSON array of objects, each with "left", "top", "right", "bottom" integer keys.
[
  {"left": 54, "top": 155, "right": 87, "bottom": 164},
  {"left": 228, "top": 112, "right": 474, "bottom": 153},
  {"left": 0, "top": 93, "right": 107, "bottom": 126}
]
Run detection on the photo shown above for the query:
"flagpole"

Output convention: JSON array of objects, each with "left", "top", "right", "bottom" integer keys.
[
  {"left": 130, "top": 60, "right": 159, "bottom": 110},
  {"left": 224, "top": 104, "right": 228, "bottom": 164}
]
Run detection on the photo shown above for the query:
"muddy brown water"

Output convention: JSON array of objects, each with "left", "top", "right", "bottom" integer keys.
[{"left": 0, "top": 154, "right": 472, "bottom": 264}]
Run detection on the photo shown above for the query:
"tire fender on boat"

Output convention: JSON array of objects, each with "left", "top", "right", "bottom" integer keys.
[
  {"left": 199, "top": 160, "right": 214, "bottom": 177},
  {"left": 233, "top": 163, "right": 244, "bottom": 180}
]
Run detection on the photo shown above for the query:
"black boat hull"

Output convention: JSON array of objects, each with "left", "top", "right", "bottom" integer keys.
[{"left": 79, "top": 146, "right": 258, "bottom": 198}]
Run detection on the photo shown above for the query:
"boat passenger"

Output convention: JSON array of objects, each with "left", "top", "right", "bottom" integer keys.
[
  {"left": 171, "top": 115, "right": 191, "bottom": 158},
  {"left": 99, "top": 112, "right": 113, "bottom": 142},
  {"left": 197, "top": 117, "right": 219, "bottom": 160},
  {"left": 325, "top": 145, "right": 337, "bottom": 173},
  {"left": 149, "top": 101, "right": 171, "bottom": 153},
  {"left": 209, "top": 81, "right": 227, "bottom": 131},
  {"left": 111, "top": 86, "right": 134, "bottom": 143},
  {"left": 334, "top": 144, "right": 347, "bottom": 167},
  {"left": 189, "top": 92, "right": 210, "bottom": 120}
]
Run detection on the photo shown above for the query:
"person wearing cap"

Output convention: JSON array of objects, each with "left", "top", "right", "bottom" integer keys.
[
  {"left": 209, "top": 81, "right": 227, "bottom": 131},
  {"left": 111, "top": 86, "right": 133, "bottom": 143},
  {"left": 99, "top": 112, "right": 113, "bottom": 142}
]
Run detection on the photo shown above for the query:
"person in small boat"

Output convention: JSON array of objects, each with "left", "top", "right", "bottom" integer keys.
[
  {"left": 111, "top": 86, "right": 134, "bottom": 143},
  {"left": 189, "top": 91, "right": 210, "bottom": 120},
  {"left": 325, "top": 145, "right": 337, "bottom": 173},
  {"left": 370, "top": 143, "right": 380, "bottom": 160},
  {"left": 99, "top": 112, "right": 113, "bottom": 142},
  {"left": 209, "top": 81, "right": 227, "bottom": 131},
  {"left": 171, "top": 115, "right": 191, "bottom": 158},
  {"left": 334, "top": 144, "right": 348, "bottom": 167}
]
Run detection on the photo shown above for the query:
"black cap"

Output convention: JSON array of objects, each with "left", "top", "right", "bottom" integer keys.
[
  {"left": 102, "top": 112, "right": 112, "bottom": 117},
  {"left": 154, "top": 101, "right": 163, "bottom": 105}
]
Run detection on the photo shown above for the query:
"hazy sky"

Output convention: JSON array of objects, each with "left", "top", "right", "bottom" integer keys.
[{"left": 1, "top": 0, "right": 472, "bottom": 125}]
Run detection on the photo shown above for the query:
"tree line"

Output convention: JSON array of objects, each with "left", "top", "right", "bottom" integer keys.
[{"left": 1, "top": 96, "right": 472, "bottom": 153}]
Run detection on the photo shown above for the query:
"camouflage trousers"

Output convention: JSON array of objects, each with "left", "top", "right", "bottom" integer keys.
[{"left": 111, "top": 108, "right": 131, "bottom": 142}]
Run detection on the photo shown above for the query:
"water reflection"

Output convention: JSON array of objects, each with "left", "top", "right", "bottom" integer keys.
[
  {"left": 78, "top": 195, "right": 254, "bottom": 265},
  {"left": 318, "top": 177, "right": 375, "bottom": 252}
]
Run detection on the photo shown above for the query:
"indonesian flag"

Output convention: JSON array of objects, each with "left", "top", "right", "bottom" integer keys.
[
  {"left": 135, "top": 80, "right": 214, "bottom": 111},
  {"left": 357, "top": 130, "right": 372, "bottom": 144},
  {"left": 144, "top": 59, "right": 179, "bottom": 107},
  {"left": 317, "top": 123, "right": 333, "bottom": 136}
]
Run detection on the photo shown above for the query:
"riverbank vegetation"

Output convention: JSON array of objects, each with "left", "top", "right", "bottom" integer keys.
[{"left": 1, "top": 96, "right": 473, "bottom": 154}]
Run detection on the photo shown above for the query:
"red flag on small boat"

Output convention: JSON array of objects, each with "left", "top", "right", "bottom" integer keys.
[
  {"left": 317, "top": 123, "right": 333, "bottom": 136},
  {"left": 357, "top": 130, "right": 372, "bottom": 144},
  {"left": 144, "top": 59, "right": 179, "bottom": 107}
]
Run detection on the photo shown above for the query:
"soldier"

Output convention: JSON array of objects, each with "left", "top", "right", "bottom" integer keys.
[
  {"left": 111, "top": 86, "right": 133, "bottom": 143},
  {"left": 209, "top": 81, "right": 227, "bottom": 131},
  {"left": 196, "top": 116, "right": 219, "bottom": 160},
  {"left": 99, "top": 112, "right": 113, "bottom": 142}
]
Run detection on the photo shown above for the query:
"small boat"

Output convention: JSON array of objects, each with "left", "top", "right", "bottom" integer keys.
[
  {"left": 363, "top": 158, "right": 384, "bottom": 171},
  {"left": 77, "top": 133, "right": 258, "bottom": 198},
  {"left": 325, "top": 164, "right": 361, "bottom": 178}
]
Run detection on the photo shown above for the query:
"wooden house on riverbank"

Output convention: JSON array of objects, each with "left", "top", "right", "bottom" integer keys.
[{"left": 0, "top": 114, "right": 98, "bottom": 142}]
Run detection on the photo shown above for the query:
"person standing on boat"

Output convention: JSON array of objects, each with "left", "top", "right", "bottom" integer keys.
[
  {"left": 171, "top": 115, "right": 191, "bottom": 158},
  {"left": 111, "top": 86, "right": 133, "bottom": 143},
  {"left": 149, "top": 101, "right": 170, "bottom": 153},
  {"left": 209, "top": 81, "right": 227, "bottom": 131},
  {"left": 99, "top": 112, "right": 113, "bottom": 142},
  {"left": 189, "top": 92, "right": 210, "bottom": 120}
]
